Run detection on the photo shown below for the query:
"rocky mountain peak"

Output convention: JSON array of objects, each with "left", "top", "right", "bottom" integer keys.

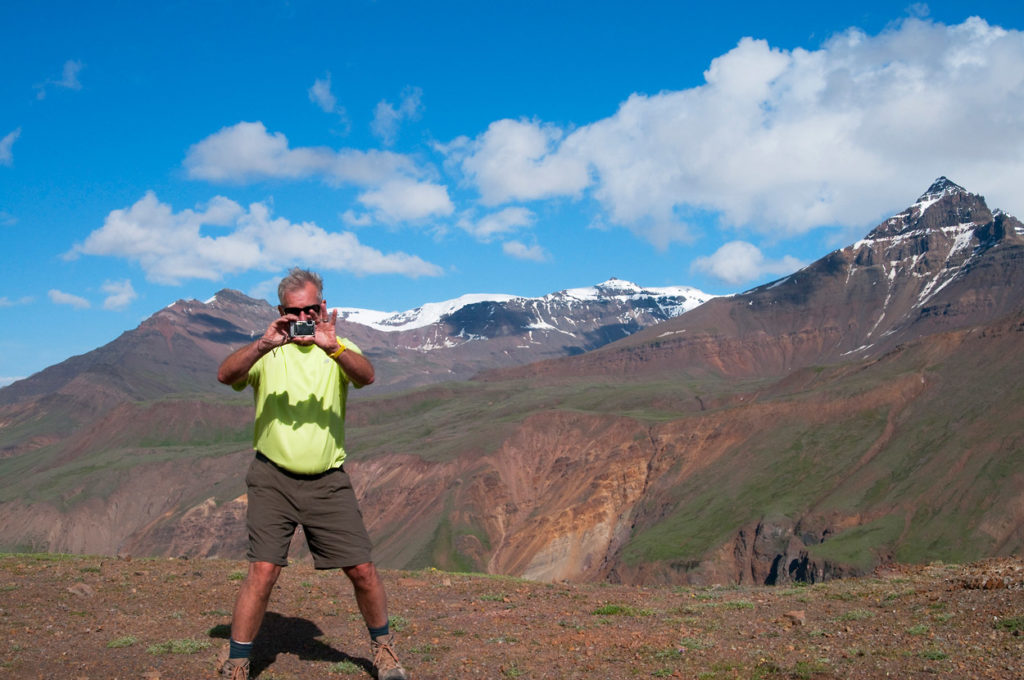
[
  {"left": 863, "top": 177, "right": 990, "bottom": 241},
  {"left": 915, "top": 176, "right": 967, "bottom": 204}
]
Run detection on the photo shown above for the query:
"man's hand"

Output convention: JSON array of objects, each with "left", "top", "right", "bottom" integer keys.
[
  {"left": 312, "top": 300, "right": 339, "bottom": 352},
  {"left": 217, "top": 314, "right": 292, "bottom": 385},
  {"left": 257, "top": 315, "right": 294, "bottom": 352},
  {"left": 313, "top": 300, "right": 375, "bottom": 387}
]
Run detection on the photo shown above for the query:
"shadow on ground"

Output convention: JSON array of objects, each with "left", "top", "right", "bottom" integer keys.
[{"left": 211, "top": 611, "right": 373, "bottom": 677}]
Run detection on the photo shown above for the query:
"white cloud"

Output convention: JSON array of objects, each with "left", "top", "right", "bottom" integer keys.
[
  {"left": 372, "top": 86, "right": 424, "bottom": 146},
  {"left": 458, "top": 207, "right": 535, "bottom": 242},
  {"left": 57, "top": 60, "right": 84, "bottom": 89},
  {"left": 0, "top": 376, "right": 21, "bottom": 388},
  {"left": 308, "top": 73, "right": 338, "bottom": 112},
  {"left": 452, "top": 118, "right": 590, "bottom": 206},
  {"left": 66, "top": 191, "right": 443, "bottom": 284},
  {"left": 447, "top": 17, "right": 1024, "bottom": 246},
  {"left": 691, "top": 241, "right": 803, "bottom": 285},
  {"left": 184, "top": 121, "right": 421, "bottom": 185},
  {"left": 101, "top": 279, "right": 137, "bottom": 310},
  {"left": 502, "top": 240, "right": 549, "bottom": 262},
  {"left": 1, "top": 128, "right": 21, "bottom": 166},
  {"left": 357, "top": 178, "right": 454, "bottom": 223},
  {"left": 49, "top": 289, "right": 91, "bottom": 309},
  {"left": 35, "top": 59, "right": 84, "bottom": 100},
  {"left": 0, "top": 295, "right": 32, "bottom": 307},
  {"left": 182, "top": 121, "right": 452, "bottom": 223},
  {"left": 308, "top": 72, "right": 351, "bottom": 131},
  {"left": 340, "top": 210, "right": 374, "bottom": 227}
]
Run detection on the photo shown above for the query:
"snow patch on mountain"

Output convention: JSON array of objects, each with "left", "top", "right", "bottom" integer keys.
[
  {"left": 333, "top": 279, "right": 714, "bottom": 333},
  {"left": 336, "top": 293, "right": 517, "bottom": 332}
]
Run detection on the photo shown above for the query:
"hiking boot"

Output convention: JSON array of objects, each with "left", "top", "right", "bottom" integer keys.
[
  {"left": 371, "top": 634, "right": 408, "bottom": 680},
  {"left": 216, "top": 645, "right": 250, "bottom": 680}
]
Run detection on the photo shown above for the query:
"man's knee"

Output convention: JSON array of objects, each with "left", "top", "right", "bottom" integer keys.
[
  {"left": 344, "top": 562, "right": 379, "bottom": 589},
  {"left": 246, "top": 561, "right": 282, "bottom": 595}
]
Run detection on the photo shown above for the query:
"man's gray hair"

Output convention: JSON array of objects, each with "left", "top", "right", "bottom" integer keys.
[{"left": 278, "top": 268, "right": 323, "bottom": 304}]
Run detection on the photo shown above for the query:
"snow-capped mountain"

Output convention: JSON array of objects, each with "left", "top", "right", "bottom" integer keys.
[
  {"left": 335, "top": 279, "right": 711, "bottom": 333},
  {"left": 325, "top": 278, "right": 714, "bottom": 391},
  {"left": 503, "top": 177, "right": 1024, "bottom": 382}
]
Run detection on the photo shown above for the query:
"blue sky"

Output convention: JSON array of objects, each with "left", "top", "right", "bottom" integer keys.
[{"left": 3, "top": 0, "right": 1024, "bottom": 385}]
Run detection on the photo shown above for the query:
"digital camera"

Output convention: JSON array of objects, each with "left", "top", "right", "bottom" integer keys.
[{"left": 289, "top": 320, "right": 316, "bottom": 337}]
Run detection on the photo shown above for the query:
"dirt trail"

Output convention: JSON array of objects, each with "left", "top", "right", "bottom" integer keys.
[{"left": 1, "top": 554, "right": 1021, "bottom": 679}]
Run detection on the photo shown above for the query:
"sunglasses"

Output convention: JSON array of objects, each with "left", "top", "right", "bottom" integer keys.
[{"left": 282, "top": 304, "right": 321, "bottom": 316}]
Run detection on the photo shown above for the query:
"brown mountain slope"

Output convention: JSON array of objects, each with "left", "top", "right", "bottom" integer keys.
[{"left": 39, "top": 306, "right": 1015, "bottom": 587}]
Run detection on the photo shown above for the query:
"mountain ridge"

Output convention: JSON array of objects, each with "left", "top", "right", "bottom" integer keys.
[
  {"left": 479, "top": 177, "right": 1024, "bottom": 383},
  {"left": 1, "top": 178, "right": 1021, "bottom": 588}
]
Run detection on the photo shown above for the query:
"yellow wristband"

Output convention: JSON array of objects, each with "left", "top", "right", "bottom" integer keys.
[{"left": 329, "top": 344, "right": 346, "bottom": 359}]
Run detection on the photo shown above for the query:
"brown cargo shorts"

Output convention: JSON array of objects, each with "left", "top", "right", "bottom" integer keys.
[{"left": 245, "top": 452, "right": 374, "bottom": 569}]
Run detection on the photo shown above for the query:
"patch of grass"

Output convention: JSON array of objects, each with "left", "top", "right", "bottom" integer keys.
[
  {"left": 228, "top": 571, "right": 246, "bottom": 581},
  {"left": 678, "top": 637, "right": 714, "bottom": 651},
  {"left": 389, "top": 615, "right": 409, "bottom": 632},
  {"left": 994, "top": 616, "right": 1024, "bottom": 633},
  {"left": 106, "top": 636, "right": 137, "bottom": 648},
  {"left": 592, "top": 604, "right": 654, "bottom": 617},
  {"left": 919, "top": 648, "right": 948, "bottom": 661},
  {"left": 327, "top": 660, "right": 363, "bottom": 674},
  {"left": 147, "top": 638, "right": 212, "bottom": 655},
  {"left": 884, "top": 588, "right": 915, "bottom": 601},
  {"left": 907, "top": 624, "right": 930, "bottom": 635},
  {"left": 792, "top": 659, "right": 831, "bottom": 678},
  {"left": 752, "top": 658, "right": 784, "bottom": 678},
  {"left": 487, "top": 635, "right": 520, "bottom": 645}
]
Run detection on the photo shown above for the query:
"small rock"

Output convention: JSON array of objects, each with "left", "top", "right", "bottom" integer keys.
[
  {"left": 67, "top": 583, "right": 95, "bottom": 598},
  {"left": 783, "top": 610, "right": 806, "bottom": 626}
]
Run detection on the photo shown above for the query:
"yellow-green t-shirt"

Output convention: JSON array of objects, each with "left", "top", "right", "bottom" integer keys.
[{"left": 233, "top": 338, "right": 361, "bottom": 474}]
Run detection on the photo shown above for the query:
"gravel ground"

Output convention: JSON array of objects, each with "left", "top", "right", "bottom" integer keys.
[{"left": 1, "top": 554, "right": 1021, "bottom": 679}]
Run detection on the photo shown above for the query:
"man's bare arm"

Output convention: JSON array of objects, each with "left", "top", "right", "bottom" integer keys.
[
  {"left": 323, "top": 338, "right": 375, "bottom": 387},
  {"left": 217, "top": 317, "right": 292, "bottom": 385},
  {"left": 218, "top": 339, "right": 272, "bottom": 385}
]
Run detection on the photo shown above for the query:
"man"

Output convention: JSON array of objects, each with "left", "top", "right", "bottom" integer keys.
[{"left": 216, "top": 268, "right": 407, "bottom": 680}]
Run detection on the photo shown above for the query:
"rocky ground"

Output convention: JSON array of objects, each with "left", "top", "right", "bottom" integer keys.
[{"left": 1, "top": 554, "right": 1021, "bottom": 679}]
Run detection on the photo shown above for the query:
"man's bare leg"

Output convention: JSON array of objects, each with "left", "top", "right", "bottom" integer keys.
[
  {"left": 345, "top": 562, "right": 407, "bottom": 679},
  {"left": 231, "top": 561, "right": 282, "bottom": 642},
  {"left": 343, "top": 561, "right": 388, "bottom": 628}
]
